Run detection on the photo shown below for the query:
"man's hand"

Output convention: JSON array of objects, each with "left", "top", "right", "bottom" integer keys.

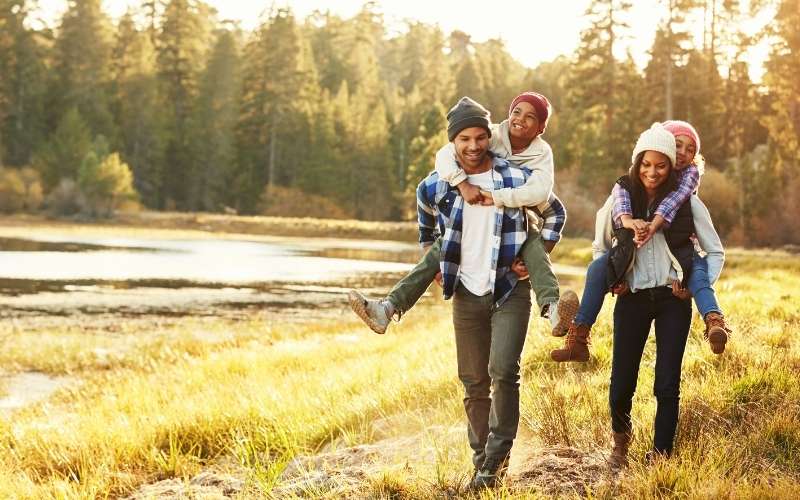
[
  {"left": 434, "top": 271, "right": 443, "bottom": 288},
  {"left": 511, "top": 257, "right": 529, "bottom": 279},
  {"left": 611, "top": 281, "right": 630, "bottom": 296},
  {"left": 478, "top": 189, "right": 495, "bottom": 206},
  {"left": 671, "top": 280, "right": 691, "bottom": 300},
  {"left": 457, "top": 181, "right": 482, "bottom": 205},
  {"left": 543, "top": 240, "right": 556, "bottom": 254}
]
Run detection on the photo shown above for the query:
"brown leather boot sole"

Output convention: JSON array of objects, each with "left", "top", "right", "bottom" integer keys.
[{"left": 707, "top": 326, "right": 728, "bottom": 354}]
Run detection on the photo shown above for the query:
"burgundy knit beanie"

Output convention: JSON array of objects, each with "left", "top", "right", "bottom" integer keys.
[
  {"left": 662, "top": 120, "right": 701, "bottom": 154},
  {"left": 508, "top": 92, "right": 552, "bottom": 130}
]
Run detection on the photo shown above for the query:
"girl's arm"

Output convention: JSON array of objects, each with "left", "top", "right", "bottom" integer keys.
[
  {"left": 690, "top": 196, "right": 724, "bottom": 284},
  {"left": 592, "top": 195, "right": 615, "bottom": 260},
  {"left": 611, "top": 183, "right": 633, "bottom": 228},
  {"left": 653, "top": 165, "right": 700, "bottom": 229}
]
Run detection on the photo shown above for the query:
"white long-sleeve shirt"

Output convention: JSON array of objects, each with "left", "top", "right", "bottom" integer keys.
[
  {"left": 592, "top": 195, "right": 724, "bottom": 292},
  {"left": 434, "top": 119, "right": 554, "bottom": 208}
]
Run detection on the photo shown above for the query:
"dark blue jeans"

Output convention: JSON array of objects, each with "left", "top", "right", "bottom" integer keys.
[
  {"left": 575, "top": 251, "right": 723, "bottom": 326},
  {"left": 609, "top": 287, "right": 691, "bottom": 455}
]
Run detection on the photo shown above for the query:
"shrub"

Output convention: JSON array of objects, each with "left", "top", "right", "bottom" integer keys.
[
  {"left": 78, "top": 152, "right": 139, "bottom": 218},
  {"left": 258, "top": 185, "right": 353, "bottom": 220},
  {"left": 0, "top": 168, "right": 26, "bottom": 213},
  {"left": 44, "top": 178, "right": 87, "bottom": 216},
  {"left": 0, "top": 167, "right": 44, "bottom": 213},
  {"left": 698, "top": 167, "right": 739, "bottom": 240}
]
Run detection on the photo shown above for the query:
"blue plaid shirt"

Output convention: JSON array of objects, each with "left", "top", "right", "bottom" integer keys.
[{"left": 416, "top": 156, "right": 533, "bottom": 307}]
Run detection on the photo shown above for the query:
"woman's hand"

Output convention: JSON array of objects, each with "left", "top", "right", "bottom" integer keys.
[
  {"left": 611, "top": 281, "right": 630, "bottom": 296},
  {"left": 511, "top": 257, "right": 529, "bottom": 279},
  {"left": 634, "top": 224, "right": 657, "bottom": 247},
  {"left": 434, "top": 271, "right": 443, "bottom": 288},
  {"left": 671, "top": 280, "right": 691, "bottom": 300},
  {"left": 622, "top": 217, "right": 650, "bottom": 242}
]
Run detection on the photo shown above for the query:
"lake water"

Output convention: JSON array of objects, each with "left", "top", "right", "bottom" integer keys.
[
  {"left": 0, "top": 234, "right": 585, "bottom": 321},
  {"left": 0, "top": 234, "right": 421, "bottom": 320}
]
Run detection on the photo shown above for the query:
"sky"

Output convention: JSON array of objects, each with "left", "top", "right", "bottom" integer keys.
[{"left": 33, "top": 0, "right": 773, "bottom": 81}]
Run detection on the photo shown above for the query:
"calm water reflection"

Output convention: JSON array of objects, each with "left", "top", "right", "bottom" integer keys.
[
  {"left": 0, "top": 233, "right": 418, "bottom": 318},
  {"left": 0, "top": 233, "right": 585, "bottom": 319}
]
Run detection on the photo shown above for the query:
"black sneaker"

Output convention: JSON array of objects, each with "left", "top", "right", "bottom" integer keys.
[{"left": 468, "top": 454, "right": 509, "bottom": 491}]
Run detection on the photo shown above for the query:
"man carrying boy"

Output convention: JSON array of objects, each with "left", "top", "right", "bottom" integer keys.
[{"left": 415, "top": 97, "right": 536, "bottom": 490}]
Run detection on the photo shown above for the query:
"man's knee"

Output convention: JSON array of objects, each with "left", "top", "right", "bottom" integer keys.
[
  {"left": 487, "top": 361, "right": 521, "bottom": 389},
  {"left": 459, "top": 372, "right": 491, "bottom": 399}
]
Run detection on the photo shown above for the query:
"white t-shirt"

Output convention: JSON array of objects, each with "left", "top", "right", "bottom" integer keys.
[{"left": 459, "top": 170, "right": 497, "bottom": 296}]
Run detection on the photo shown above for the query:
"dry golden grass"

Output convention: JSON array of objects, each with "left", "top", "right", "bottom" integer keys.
[{"left": 0, "top": 221, "right": 798, "bottom": 498}]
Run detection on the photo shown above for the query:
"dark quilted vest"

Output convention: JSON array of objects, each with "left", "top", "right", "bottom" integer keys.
[{"left": 606, "top": 175, "right": 694, "bottom": 289}]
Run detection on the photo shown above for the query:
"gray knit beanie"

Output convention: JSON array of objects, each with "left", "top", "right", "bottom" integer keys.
[{"left": 447, "top": 97, "right": 492, "bottom": 142}]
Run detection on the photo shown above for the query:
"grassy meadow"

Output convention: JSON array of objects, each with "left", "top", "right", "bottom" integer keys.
[{"left": 0, "top": 216, "right": 798, "bottom": 498}]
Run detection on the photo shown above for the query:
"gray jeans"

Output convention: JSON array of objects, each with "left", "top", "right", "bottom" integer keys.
[{"left": 452, "top": 280, "right": 532, "bottom": 468}]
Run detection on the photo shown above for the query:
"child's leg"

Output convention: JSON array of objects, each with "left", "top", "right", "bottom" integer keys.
[
  {"left": 574, "top": 253, "right": 610, "bottom": 327},
  {"left": 349, "top": 238, "right": 442, "bottom": 334},
  {"left": 550, "top": 252, "right": 608, "bottom": 363},
  {"left": 385, "top": 237, "right": 442, "bottom": 314},
  {"left": 687, "top": 253, "right": 729, "bottom": 354},
  {"left": 687, "top": 253, "right": 723, "bottom": 318},
  {"left": 519, "top": 235, "right": 559, "bottom": 311}
]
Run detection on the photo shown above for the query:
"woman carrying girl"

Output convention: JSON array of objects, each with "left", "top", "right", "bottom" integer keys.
[
  {"left": 593, "top": 123, "right": 725, "bottom": 465},
  {"left": 551, "top": 120, "right": 732, "bottom": 363}
]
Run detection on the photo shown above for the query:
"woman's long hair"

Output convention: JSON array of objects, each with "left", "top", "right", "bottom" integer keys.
[{"left": 628, "top": 151, "right": 678, "bottom": 217}]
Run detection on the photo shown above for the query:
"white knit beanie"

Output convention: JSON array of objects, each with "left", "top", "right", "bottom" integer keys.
[{"left": 631, "top": 122, "right": 677, "bottom": 168}]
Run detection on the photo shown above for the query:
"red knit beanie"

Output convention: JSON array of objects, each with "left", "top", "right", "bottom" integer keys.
[
  {"left": 508, "top": 92, "right": 552, "bottom": 130},
  {"left": 662, "top": 120, "right": 700, "bottom": 154}
]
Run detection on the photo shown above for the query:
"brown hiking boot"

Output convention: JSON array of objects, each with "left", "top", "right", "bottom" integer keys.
[
  {"left": 550, "top": 322, "right": 591, "bottom": 362},
  {"left": 608, "top": 431, "right": 632, "bottom": 469},
  {"left": 704, "top": 312, "right": 731, "bottom": 354}
]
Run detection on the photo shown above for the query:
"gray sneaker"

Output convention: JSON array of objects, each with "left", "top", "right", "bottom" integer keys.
[
  {"left": 550, "top": 290, "right": 579, "bottom": 337},
  {"left": 347, "top": 290, "right": 391, "bottom": 334}
]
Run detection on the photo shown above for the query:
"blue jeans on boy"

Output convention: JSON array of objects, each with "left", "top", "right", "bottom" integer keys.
[{"left": 574, "top": 252, "right": 723, "bottom": 327}]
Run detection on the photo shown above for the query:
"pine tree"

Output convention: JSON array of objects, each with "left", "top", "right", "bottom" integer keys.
[
  {"left": 156, "top": 0, "right": 215, "bottom": 209},
  {"left": 33, "top": 107, "right": 92, "bottom": 189},
  {"left": 0, "top": 0, "right": 50, "bottom": 167},
  {"left": 565, "top": 0, "right": 644, "bottom": 189},
  {"left": 760, "top": 0, "right": 800, "bottom": 172},
  {"left": 53, "top": 0, "right": 115, "bottom": 138},
  {"left": 113, "top": 10, "right": 166, "bottom": 208},
  {"left": 236, "top": 8, "right": 319, "bottom": 212},
  {"left": 190, "top": 27, "right": 242, "bottom": 211}
]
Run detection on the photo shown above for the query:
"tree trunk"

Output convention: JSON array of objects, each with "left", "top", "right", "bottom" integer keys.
[
  {"left": 267, "top": 113, "right": 276, "bottom": 187},
  {"left": 665, "top": 0, "right": 674, "bottom": 120}
]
